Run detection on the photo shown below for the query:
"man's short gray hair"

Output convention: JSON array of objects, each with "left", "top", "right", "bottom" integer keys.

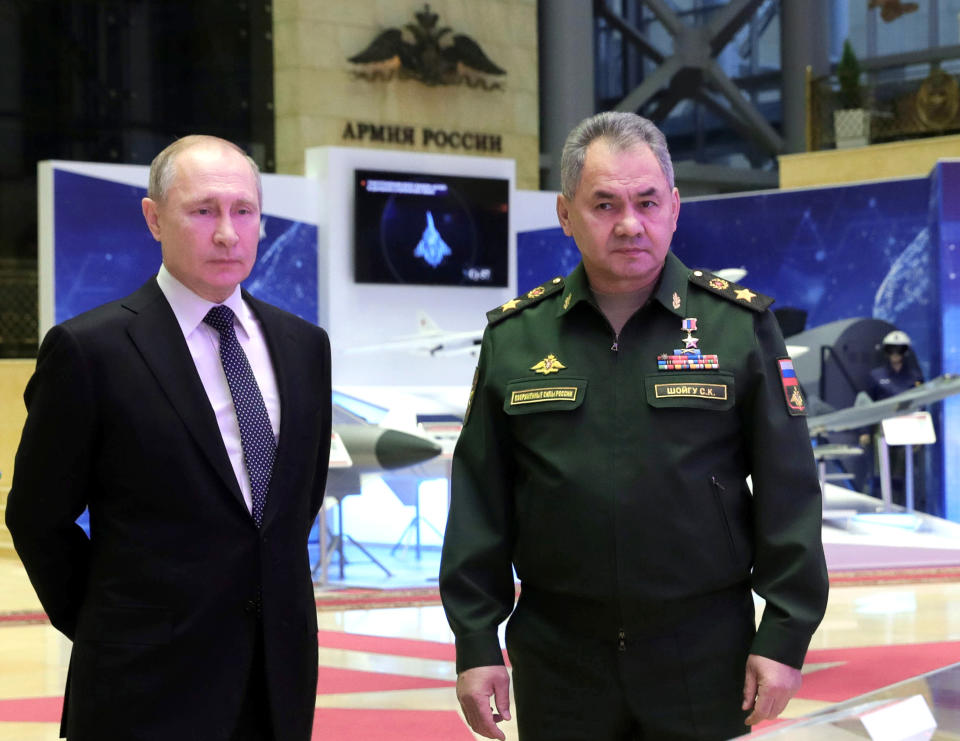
[
  {"left": 147, "top": 134, "right": 263, "bottom": 205},
  {"left": 560, "top": 112, "right": 675, "bottom": 199}
]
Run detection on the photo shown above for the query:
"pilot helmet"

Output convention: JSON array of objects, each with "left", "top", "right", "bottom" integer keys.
[{"left": 882, "top": 330, "right": 911, "bottom": 355}]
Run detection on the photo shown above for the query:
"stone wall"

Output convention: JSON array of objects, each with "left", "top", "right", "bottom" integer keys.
[{"left": 273, "top": 0, "right": 539, "bottom": 188}]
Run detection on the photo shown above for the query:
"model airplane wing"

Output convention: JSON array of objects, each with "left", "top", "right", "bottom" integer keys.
[
  {"left": 807, "top": 374, "right": 960, "bottom": 435},
  {"left": 345, "top": 311, "right": 483, "bottom": 356},
  {"left": 711, "top": 267, "right": 748, "bottom": 283}
]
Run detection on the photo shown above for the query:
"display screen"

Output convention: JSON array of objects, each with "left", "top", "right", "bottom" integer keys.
[{"left": 353, "top": 169, "right": 509, "bottom": 286}]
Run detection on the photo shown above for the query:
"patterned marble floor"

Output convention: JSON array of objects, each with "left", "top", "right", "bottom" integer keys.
[{"left": 3, "top": 549, "right": 960, "bottom": 740}]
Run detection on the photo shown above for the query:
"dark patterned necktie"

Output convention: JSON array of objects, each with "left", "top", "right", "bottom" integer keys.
[{"left": 203, "top": 305, "right": 276, "bottom": 527}]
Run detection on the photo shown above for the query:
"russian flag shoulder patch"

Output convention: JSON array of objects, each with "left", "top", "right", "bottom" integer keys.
[{"left": 777, "top": 357, "right": 807, "bottom": 416}]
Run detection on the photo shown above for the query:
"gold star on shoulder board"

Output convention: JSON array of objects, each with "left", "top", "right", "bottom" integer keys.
[
  {"left": 734, "top": 288, "right": 756, "bottom": 303},
  {"left": 531, "top": 354, "right": 565, "bottom": 375},
  {"left": 500, "top": 298, "right": 522, "bottom": 312}
]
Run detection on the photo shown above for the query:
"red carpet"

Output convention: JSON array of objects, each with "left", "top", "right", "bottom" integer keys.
[
  {"left": 313, "top": 709, "right": 475, "bottom": 739},
  {"left": 3, "top": 640, "right": 960, "bottom": 738},
  {"left": 0, "top": 610, "right": 47, "bottom": 626},
  {"left": 318, "top": 629, "right": 457, "bottom": 661},
  {"left": 0, "top": 697, "right": 62, "bottom": 723},
  {"left": 315, "top": 587, "right": 445, "bottom": 611},
  {"left": 799, "top": 641, "right": 960, "bottom": 702},
  {"left": 317, "top": 666, "right": 454, "bottom": 694},
  {"left": 2, "top": 569, "right": 957, "bottom": 627},
  {"left": 828, "top": 565, "right": 960, "bottom": 586}
]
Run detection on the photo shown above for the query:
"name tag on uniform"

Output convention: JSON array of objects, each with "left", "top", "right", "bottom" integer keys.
[
  {"left": 504, "top": 377, "right": 587, "bottom": 415},
  {"left": 654, "top": 383, "right": 727, "bottom": 401},
  {"left": 510, "top": 386, "right": 579, "bottom": 405},
  {"left": 645, "top": 372, "right": 735, "bottom": 411}
]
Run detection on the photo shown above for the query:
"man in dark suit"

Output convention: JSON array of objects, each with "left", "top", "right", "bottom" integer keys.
[{"left": 6, "top": 135, "right": 332, "bottom": 740}]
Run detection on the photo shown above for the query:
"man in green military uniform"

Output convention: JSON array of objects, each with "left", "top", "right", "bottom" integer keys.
[{"left": 439, "top": 112, "right": 828, "bottom": 741}]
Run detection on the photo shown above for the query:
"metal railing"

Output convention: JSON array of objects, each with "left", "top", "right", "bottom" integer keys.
[
  {"left": 808, "top": 46, "right": 960, "bottom": 151},
  {"left": 0, "top": 258, "right": 37, "bottom": 358}
]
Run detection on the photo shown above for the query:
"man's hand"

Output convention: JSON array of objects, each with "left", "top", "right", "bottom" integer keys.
[
  {"left": 456, "top": 665, "right": 511, "bottom": 740},
  {"left": 742, "top": 654, "right": 802, "bottom": 725}
]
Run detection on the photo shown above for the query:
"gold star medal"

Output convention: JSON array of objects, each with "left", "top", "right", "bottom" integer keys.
[
  {"left": 531, "top": 354, "right": 565, "bottom": 375},
  {"left": 657, "top": 318, "right": 719, "bottom": 370}
]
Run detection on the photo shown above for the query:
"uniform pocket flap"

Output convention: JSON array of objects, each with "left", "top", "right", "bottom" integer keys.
[
  {"left": 646, "top": 372, "right": 735, "bottom": 411},
  {"left": 504, "top": 377, "right": 587, "bottom": 415}
]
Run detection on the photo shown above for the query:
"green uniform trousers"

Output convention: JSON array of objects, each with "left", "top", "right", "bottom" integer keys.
[{"left": 506, "top": 585, "right": 754, "bottom": 740}]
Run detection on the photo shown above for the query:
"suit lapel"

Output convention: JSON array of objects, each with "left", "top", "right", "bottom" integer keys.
[{"left": 124, "top": 279, "right": 246, "bottom": 507}]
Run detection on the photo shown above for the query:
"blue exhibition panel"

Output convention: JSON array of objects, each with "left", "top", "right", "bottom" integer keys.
[{"left": 52, "top": 168, "right": 319, "bottom": 325}]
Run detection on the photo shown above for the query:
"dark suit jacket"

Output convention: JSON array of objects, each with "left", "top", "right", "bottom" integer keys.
[{"left": 6, "top": 278, "right": 332, "bottom": 741}]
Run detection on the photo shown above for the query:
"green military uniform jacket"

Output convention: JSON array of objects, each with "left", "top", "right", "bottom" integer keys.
[{"left": 439, "top": 251, "right": 828, "bottom": 673}]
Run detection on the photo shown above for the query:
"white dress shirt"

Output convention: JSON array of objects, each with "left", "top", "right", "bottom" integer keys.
[{"left": 156, "top": 265, "right": 281, "bottom": 513}]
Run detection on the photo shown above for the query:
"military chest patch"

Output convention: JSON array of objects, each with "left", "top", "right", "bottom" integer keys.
[
  {"left": 510, "top": 386, "right": 579, "bottom": 405},
  {"left": 654, "top": 382, "right": 728, "bottom": 400},
  {"left": 645, "top": 372, "right": 735, "bottom": 411},
  {"left": 503, "top": 377, "right": 587, "bottom": 415},
  {"left": 777, "top": 357, "right": 806, "bottom": 416}
]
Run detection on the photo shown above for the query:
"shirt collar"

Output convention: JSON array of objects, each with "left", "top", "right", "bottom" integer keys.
[
  {"left": 556, "top": 262, "right": 592, "bottom": 318},
  {"left": 651, "top": 251, "right": 690, "bottom": 318},
  {"left": 556, "top": 251, "right": 690, "bottom": 319},
  {"left": 156, "top": 264, "right": 252, "bottom": 339}
]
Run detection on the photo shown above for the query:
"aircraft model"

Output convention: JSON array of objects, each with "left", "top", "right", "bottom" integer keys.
[
  {"left": 331, "top": 423, "right": 442, "bottom": 472},
  {"left": 806, "top": 375, "right": 960, "bottom": 436},
  {"left": 775, "top": 317, "right": 960, "bottom": 437},
  {"left": 330, "top": 400, "right": 443, "bottom": 477},
  {"left": 347, "top": 267, "right": 751, "bottom": 359},
  {"left": 345, "top": 311, "right": 482, "bottom": 357},
  {"left": 318, "top": 399, "right": 446, "bottom": 581},
  {"left": 73, "top": 409, "right": 443, "bottom": 541}
]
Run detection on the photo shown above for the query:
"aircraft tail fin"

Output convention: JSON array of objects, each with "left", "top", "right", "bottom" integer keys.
[
  {"left": 417, "top": 311, "right": 441, "bottom": 335},
  {"left": 853, "top": 391, "right": 873, "bottom": 407}
]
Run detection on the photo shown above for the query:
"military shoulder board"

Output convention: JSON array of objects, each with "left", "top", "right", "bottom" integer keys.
[
  {"left": 687, "top": 270, "right": 774, "bottom": 313},
  {"left": 486, "top": 276, "right": 564, "bottom": 325}
]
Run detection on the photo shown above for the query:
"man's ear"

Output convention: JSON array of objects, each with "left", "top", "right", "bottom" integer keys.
[
  {"left": 556, "top": 194, "right": 573, "bottom": 237},
  {"left": 141, "top": 198, "right": 162, "bottom": 242},
  {"left": 671, "top": 186, "right": 681, "bottom": 232}
]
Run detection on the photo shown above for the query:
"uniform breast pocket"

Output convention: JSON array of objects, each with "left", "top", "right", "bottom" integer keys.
[
  {"left": 645, "top": 372, "right": 735, "bottom": 411},
  {"left": 503, "top": 377, "right": 587, "bottom": 415}
]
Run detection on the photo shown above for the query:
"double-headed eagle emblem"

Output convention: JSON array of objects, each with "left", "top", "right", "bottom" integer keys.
[{"left": 348, "top": 4, "right": 506, "bottom": 89}]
